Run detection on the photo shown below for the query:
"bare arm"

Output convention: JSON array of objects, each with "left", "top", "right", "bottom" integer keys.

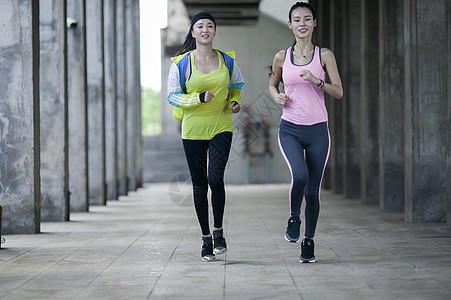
[
  {"left": 320, "top": 48, "right": 343, "bottom": 99},
  {"left": 268, "top": 50, "right": 289, "bottom": 105}
]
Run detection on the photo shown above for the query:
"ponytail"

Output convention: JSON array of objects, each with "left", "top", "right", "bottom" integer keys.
[{"left": 176, "top": 29, "right": 196, "bottom": 56}]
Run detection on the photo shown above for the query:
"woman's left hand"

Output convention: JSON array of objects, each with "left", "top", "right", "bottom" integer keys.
[{"left": 230, "top": 101, "right": 240, "bottom": 113}]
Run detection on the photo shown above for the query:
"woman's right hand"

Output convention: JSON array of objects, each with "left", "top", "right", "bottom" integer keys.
[
  {"left": 274, "top": 93, "right": 288, "bottom": 105},
  {"left": 204, "top": 91, "right": 214, "bottom": 103}
]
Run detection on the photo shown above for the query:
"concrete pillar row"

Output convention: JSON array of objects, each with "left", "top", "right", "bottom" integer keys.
[
  {"left": 87, "top": 0, "right": 106, "bottom": 205},
  {"left": 116, "top": 0, "right": 127, "bottom": 196},
  {"left": 331, "top": 0, "right": 344, "bottom": 194},
  {"left": 67, "top": 0, "right": 89, "bottom": 212},
  {"left": 133, "top": 0, "right": 143, "bottom": 189},
  {"left": 0, "top": 0, "right": 41, "bottom": 233},
  {"left": 378, "top": 0, "right": 405, "bottom": 213},
  {"left": 342, "top": 0, "right": 361, "bottom": 199},
  {"left": 125, "top": 0, "right": 137, "bottom": 191},
  {"left": 104, "top": 0, "right": 118, "bottom": 200},
  {"left": 403, "top": 0, "right": 448, "bottom": 223},
  {"left": 360, "top": 0, "right": 380, "bottom": 205},
  {"left": 40, "top": 0, "right": 69, "bottom": 221}
]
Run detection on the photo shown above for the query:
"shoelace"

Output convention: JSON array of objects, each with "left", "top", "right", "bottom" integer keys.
[{"left": 287, "top": 219, "right": 299, "bottom": 235}]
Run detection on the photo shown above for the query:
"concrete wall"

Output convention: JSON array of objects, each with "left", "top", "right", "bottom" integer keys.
[
  {"left": 67, "top": 0, "right": 89, "bottom": 212},
  {"left": 0, "top": 0, "right": 40, "bottom": 233},
  {"left": 39, "top": 0, "right": 69, "bottom": 221}
]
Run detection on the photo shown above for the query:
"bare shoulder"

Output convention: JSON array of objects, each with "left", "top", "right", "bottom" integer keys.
[
  {"left": 274, "top": 49, "right": 286, "bottom": 63},
  {"left": 320, "top": 47, "right": 336, "bottom": 62}
]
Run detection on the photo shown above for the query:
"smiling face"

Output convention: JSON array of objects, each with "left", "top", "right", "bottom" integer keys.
[
  {"left": 191, "top": 19, "right": 216, "bottom": 44},
  {"left": 288, "top": 7, "right": 316, "bottom": 39}
]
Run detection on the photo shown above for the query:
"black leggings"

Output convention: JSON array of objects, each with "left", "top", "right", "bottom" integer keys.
[
  {"left": 182, "top": 132, "right": 233, "bottom": 236},
  {"left": 278, "top": 120, "right": 330, "bottom": 238}
]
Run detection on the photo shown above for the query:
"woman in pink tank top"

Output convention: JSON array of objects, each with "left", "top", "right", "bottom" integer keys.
[{"left": 268, "top": 2, "right": 343, "bottom": 263}]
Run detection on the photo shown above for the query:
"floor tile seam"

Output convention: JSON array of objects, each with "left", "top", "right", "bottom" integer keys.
[
  {"left": 0, "top": 227, "right": 85, "bottom": 265},
  {"left": 222, "top": 217, "right": 229, "bottom": 300},
  {"left": 6, "top": 223, "right": 132, "bottom": 295},
  {"left": 259, "top": 213, "right": 305, "bottom": 300},
  {"left": 317, "top": 236, "right": 378, "bottom": 294},
  {"left": 146, "top": 215, "right": 196, "bottom": 299},
  {"left": 73, "top": 224, "right": 157, "bottom": 299},
  {"left": 0, "top": 230, "right": 109, "bottom": 299}
]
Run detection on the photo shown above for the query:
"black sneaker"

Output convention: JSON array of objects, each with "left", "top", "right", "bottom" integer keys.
[
  {"left": 212, "top": 229, "right": 227, "bottom": 255},
  {"left": 285, "top": 216, "right": 301, "bottom": 243},
  {"left": 300, "top": 238, "right": 315, "bottom": 263},
  {"left": 201, "top": 236, "right": 215, "bottom": 262}
]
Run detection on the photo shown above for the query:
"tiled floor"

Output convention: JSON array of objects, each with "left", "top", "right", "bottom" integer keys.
[{"left": 1, "top": 184, "right": 450, "bottom": 299}]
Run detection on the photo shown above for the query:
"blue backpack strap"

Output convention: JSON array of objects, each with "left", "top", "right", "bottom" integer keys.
[
  {"left": 176, "top": 53, "right": 191, "bottom": 94},
  {"left": 219, "top": 51, "right": 235, "bottom": 79}
]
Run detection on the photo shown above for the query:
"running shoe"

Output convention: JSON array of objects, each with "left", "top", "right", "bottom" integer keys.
[
  {"left": 201, "top": 236, "right": 215, "bottom": 262},
  {"left": 285, "top": 216, "right": 301, "bottom": 243},
  {"left": 300, "top": 238, "right": 315, "bottom": 263},
  {"left": 212, "top": 229, "right": 227, "bottom": 255}
]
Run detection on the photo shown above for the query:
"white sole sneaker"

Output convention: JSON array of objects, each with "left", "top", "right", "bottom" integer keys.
[
  {"left": 202, "top": 254, "right": 216, "bottom": 262},
  {"left": 213, "top": 247, "right": 227, "bottom": 255},
  {"left": 300, "top": 256, "right": 316, "bottom": 263},
  {"left": 285, "top": 233, "right": 300, "bottom": 243}
]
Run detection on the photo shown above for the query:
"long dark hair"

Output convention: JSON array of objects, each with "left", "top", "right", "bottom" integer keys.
[
  {"left": 176, "top": 12, "right": 217, "bottom": 56},
  {"left": 289, "top": 2, "right": 316, "bottom": 48},
  {"left": 177, "top": 30, "right": 196, "bottom": 56}
]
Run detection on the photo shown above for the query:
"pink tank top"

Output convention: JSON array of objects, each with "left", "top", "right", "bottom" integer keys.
[{"left": 281, "top": 46, "right": 327, "bottom": 125}]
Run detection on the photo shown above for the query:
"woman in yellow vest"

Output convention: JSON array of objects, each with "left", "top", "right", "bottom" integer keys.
[{"left": 167, "top": 12, "right": 245, "bottom": 262}]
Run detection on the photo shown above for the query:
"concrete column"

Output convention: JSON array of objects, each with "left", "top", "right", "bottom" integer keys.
[
  {"left": 67, "top": 0, "right": 88, "bottom": 212},
  {"left": 0, "top": 0, "right": 40, "bottom": 233},
  {"left": 360, "top": 0, "right": 379, "bottom": 205},
  {"left": 40, "top": 0, "right": 69, "bottom": 221},
  {"left": 342, "top": 0, "right": 361, "bottom": 199},
  {"left": 403, "top": 0, "right": 448, "bottom": 223},
  {"left": 125, "top": 0, "right": 136, "bottom": 191},
  {"left": 116, "top": 0, "right": 127, "bottom": 196},
  {"left": 331, "top": 0, "right": 344, "bottom": 194},
  {"left": 378, "top": 0, "right": 404, "bottom": 212},
  {"left": 133, "top": 0, "right": 143, "bottom": 189},
  {"left": 322, "top": 0, "right": 336, "bottom": 191},
  {"left": 86, "top": 0, "right": 106, "bottom": 205},
  {"left": 104, "top": 0, "right": 118, "bottom": 200},
  {"left": 447, "top": 1, "right": 451, "bottom": 235},
  {"left": 313, "top": 0, "right": 333, "bottom": 190}
]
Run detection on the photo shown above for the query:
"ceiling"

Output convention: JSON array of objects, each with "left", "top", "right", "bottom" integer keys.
[{"left": 181, "top": 0, "right": 262, "bottom": 25}]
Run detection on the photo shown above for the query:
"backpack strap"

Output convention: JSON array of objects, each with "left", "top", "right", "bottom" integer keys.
[
  {"left": 219, "top": 50, "right": 235, "bottom": 79},
  {"left": 175, "top": 50, "right": 235, "bottom": 94},
  {"left": 175, "top": 53, "right": 191, "bottom": 94}
]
